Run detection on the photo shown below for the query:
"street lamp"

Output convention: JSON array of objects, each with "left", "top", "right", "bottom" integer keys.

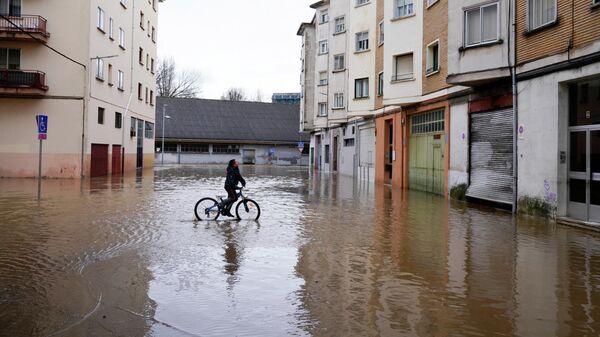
[{"left": 161, "top": 104, "right": 170, "bottom": 166}]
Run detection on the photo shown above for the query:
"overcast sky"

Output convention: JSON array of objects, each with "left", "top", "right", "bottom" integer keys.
[{"left": 158, "top": 0, "right": 315, "bottom": 101}]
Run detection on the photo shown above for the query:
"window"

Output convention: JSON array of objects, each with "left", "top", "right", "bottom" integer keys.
[
  {"left": 319, "top": 40, "right": 328, "bottom": 54},
  {"left": 95, "top": 58, "right": 104, "bottom": 80},
  {"left": 378, "top": 21, "right": 384, "bottom": 44},
  {"left": 427, "top": 0, "right": 439, "bottom": 6},
  {"left": 152, "top": 0, "right": 157, "bottom": 11},
  {"left": 162, "top": 143, "right": 178, "bottom": 152},
  {"left": 465, "top": 3, "right": 499, "bottom": 46},
  {"left": 319, "top": 71, "right": 328, "bottom": 85},
  {"left": 147, "top": 20, "right": 151, "bottom": 36},
  {"left": 356, "top": 0, "right": 370, "bottom": 6},
  {"left": 344, "top": 138, "right": 355, "bottom": 147},
  {"left": 334, "top": 54, "right": 345, "bottom": 71},
  {"left": 144, "top": 121, "right": 154, "bottom": 138},
  {"left": 109, "top": 18, "right": 114, "bottom": 39},
  {"left": 324, "top": 145, "right": 330, "bottom": 163},
  {"left": 378, "top": 72, "right": 384, "bottom": 96},
  {"left": 145, "top": 87, "right": 149, "bottom": 103},
  {"left": 318, "top": 102, "right": 328, "bottom": 116},
  {"left": 394, "top": 0, "right": 414, "bottom": 18},
  {"left": 98, "top": 107, "right": 105, "bottom": 124},
  {"left": 355, "top": 78, "right": 369, "bottom": 98},
  {"left": 150, "top": 90, "right": 154, "bottom": 105},
  {"left": 108, "top": 64, "right": 113, "bottom": 85},
  {"left": 151, "top": 27, "right": 156, "bottom": 42},
  {"left": 138, "top": 83, "right": 143, "bottom": 100},
  {"left": 320, "top": 10, "right": 328, "bottom": 24},
  {"left": 529, "top": 0, "right": 556, "bottom": 30},
  {"left": 0, "top": 48, "right": 20, "bottom": 70},
  {"left": 97, "top": 7, "right": 105, "bottom": 31},
  {"left": 140, "top": 11, "right": 145, "bottom": 29},
  {"left": 130, "top": 117, "right": 137, "bottom": 136},
  {"left": 393, "top": 53, "right": 413, "bottom": 81},
  {"left": 139, "top": 47, "right": 144, "bottom": 65},
  {"left": 151, "top": 58, "right": 155, "bottom": 73},
  {"left": 117, "top": 70, "right": 124, "bottom": 90},
  {"left": 115, "top": 112, "right": 122, "bottom": 129},
  {"left": 411, "top": 110, "right": 445, "bottom": 134},
  {"left": 212, "top": 144, "right": 240, "bottom": 154},
  {"left": 119, "top": 28, "right": 125, "bottom": 48},
  {"left": 0, "top": 0, "right": 21, "bottom": 15},
  {"left": 426, "top": 41, "right": 440, "bottom": 75},
  {"left": 334, "top": 93, "right": 344, "bottom": 108},
  {"left": 181, "top": 144, "right": 209, "bottom": 153},
  {"left": 120, "top": 0, "right": 127, "bottom": 8},
  {"left": 334, "top": 16, "right": 346, "bottom": 33},
  {"left": 356, "top": 31, "right": 369, "bottom": 51},
  {"left": 146, "top": 54, "right": 149, "bottom": 70}
]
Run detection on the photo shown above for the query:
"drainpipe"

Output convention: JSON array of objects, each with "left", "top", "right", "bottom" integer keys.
[{"left": 511, "top": 0, "right": 519, "bottom": 214}]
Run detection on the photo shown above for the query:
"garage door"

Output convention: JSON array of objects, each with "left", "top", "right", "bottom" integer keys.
[
  {"left": 408, "top": 110, "right": 445, "bottom": 195},
  {"left": 90, "top": 144, "right": 109, "bottom": 177},
  {"left": 466, "top": 108, "right": 514, "bottom": 205}
]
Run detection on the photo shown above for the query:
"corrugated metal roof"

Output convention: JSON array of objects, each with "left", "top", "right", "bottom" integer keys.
[{"left": 155, "top": 97, "right": 309, "bottom": 143}]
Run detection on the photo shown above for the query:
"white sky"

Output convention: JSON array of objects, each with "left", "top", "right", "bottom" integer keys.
[{"left": 158, "top": 0, "right": 315, "bottom": 101}]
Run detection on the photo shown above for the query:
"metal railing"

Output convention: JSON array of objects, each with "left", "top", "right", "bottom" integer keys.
[
  {"left": 0, "top": 69, "right": 47, "bottom": 90},
  {"left": 0, "top": 15, "right": 49, "bottom": 37}
]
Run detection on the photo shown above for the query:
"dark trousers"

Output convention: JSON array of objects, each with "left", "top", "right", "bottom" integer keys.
[{"left": 222, "top": 187, "right": 238, "bottom": 210}]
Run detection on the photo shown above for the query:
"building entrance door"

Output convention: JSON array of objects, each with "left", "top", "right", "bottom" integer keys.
[
  {"left": 408, "top": 110, "right": 445, "bottom": 195},
  {"left": 136, "top": 119, "right": 143, "bottom": 169},
  {"left": 568, "top": 128, "right": 600, "bottom": 222},
  {"left": 243, "top": 149, "right": 256, "bottom": 164},
  {"left": 332, "top": 136, "right": 338, "bottom": 172},
  {"left": 384, "top": 120, "right": 393, "bottom": 184},
  {"left": 112, "top": 145, "right": 121, "bottom": 175},
  {"left": 90, "top": 144, "right": 109, "bottom": 177}
]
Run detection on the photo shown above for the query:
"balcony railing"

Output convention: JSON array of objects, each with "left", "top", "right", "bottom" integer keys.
[
  {"left": 0, "top": 69, "right": 48, "bottom": 90},
  {"left": 0, "top": 15, "right": 49, "bottom": 38}
]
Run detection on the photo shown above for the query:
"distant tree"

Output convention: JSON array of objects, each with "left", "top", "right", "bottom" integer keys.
[
  {"left": 252, "top": 89, "right": 264, "bottom": 102},
  {"left": 221, "top": 87, "right": 247, "bottom": 101},
  {"left": 156, "top": 57, "right": 202, "bottom": 98}
]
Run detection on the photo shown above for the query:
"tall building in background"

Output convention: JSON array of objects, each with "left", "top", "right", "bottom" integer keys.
[
  {"left": 272, "top": 92, "right": 301, "bottom": 105},
  {"left": 0, "top": 0, "right": 162, "bottom": 178}
]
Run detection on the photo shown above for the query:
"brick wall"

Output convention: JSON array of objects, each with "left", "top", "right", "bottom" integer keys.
[
  {"left": 422, "top": 0, "right": 450, "bottom": 95},
  {"left": 517, "top": 0, "right": 600, "bottom": 65}
]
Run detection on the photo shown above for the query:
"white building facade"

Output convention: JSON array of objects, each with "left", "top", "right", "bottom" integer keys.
[{"left": 0, "top": 0, "right": 160, "bottom": 178}]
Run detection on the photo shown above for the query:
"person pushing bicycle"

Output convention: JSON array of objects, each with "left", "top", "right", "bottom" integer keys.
[{"left": 219, "top": 159, "right": 246, "bottom": 217}]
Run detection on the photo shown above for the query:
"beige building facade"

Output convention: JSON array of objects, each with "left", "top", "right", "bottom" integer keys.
[{"left": 0, "top": 0, "right": 160, "bottom": 178}]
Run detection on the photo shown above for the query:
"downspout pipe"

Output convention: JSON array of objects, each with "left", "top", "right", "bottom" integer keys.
[{"left": 511, "top": 0, "right": 519, "bottom": 214}]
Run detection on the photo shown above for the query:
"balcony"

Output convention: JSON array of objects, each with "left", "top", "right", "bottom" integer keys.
[
  {"left": 0, "top": 69, "right": 48, "bottom": 96},
  {"left": 0, "top": 15, "right": 50, "bottom": 42}
]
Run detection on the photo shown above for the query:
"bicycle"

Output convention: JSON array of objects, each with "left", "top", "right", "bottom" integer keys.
[{"left": 194, "top": 187, "right": 261, "bottom": 221}]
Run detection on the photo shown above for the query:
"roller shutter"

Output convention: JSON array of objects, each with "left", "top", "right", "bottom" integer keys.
[{"left": 466, "top": 108, "right": 514, "bottom": 205}]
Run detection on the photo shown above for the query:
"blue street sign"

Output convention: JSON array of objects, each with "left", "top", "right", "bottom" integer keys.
[{"left": 36, "top": 115, "right": 48, "bottom": 134}]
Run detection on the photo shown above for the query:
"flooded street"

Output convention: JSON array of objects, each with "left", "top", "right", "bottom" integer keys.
[{"left": 1, "top": 165, "right": 600, "bottom": 337}]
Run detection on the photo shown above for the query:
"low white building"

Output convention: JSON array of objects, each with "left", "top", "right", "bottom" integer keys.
[{"left": 155, "top": 97, "right": 309, "bottom": 166}]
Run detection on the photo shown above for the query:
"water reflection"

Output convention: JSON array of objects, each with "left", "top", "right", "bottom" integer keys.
[{"left": 1, "top": 166, "right": 600, "bottom": 336}]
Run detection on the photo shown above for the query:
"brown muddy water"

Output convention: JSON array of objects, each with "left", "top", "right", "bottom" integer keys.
[{"left": 1, "top": 165, "right": 600, "bottom": 337}]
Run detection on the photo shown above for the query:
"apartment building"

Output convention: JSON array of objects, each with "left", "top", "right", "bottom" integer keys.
[
  {"left": 0, "top": 0, "right": 161, "bottom": 178},
  {"left": 299, "top": 0, "right": 600, "bottom": 225},
  {"left": 515, "top": 0, "right": 600, "bottom": 223}
]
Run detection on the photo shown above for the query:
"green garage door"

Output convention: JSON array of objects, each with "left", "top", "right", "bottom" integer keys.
[{"left": 409, "top": 110, "right": 445, "bottom": 195}]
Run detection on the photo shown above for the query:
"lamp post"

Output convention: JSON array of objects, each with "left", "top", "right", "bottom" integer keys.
[{"left": 161, "top": 104, "right": 170, "bottom": 166}]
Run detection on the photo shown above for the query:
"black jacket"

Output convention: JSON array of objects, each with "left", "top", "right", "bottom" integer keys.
[{"left": 225, "top": 166, "right": 245, "bottom": 189}]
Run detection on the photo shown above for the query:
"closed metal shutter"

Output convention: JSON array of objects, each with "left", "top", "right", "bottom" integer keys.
[{"left": 467, "top": 108, "right": 514, "bottom": 205}]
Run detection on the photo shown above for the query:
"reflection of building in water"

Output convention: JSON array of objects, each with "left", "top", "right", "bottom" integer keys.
[{"left": 297, "top": 175, "right": 600, "bottom": 336}]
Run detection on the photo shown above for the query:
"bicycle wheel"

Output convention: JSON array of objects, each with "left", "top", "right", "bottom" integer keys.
[
  {"left": 235, "top": 199, "right": 261, "bottom": 220},
  {"left": 195, "top": 197, "right": 220, "bottom": 221}
]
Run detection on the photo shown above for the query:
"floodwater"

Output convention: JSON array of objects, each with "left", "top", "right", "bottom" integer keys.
[{"left": 1, "top": 166, "right": 600, "bottom": 337}]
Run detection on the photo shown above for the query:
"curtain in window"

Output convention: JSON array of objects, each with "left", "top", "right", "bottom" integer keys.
[
  {"left": 395, "top": 54, "right": 413, "bottom": 79},
  {"left": 466, "top": 8, "right": 481, "bottom": 45},
  {"left": 531, "top": 0, "right": 555, "bottom": 28},
  {"left": 482, "top": 5, "right": 497, "bottom": 42},
  {"left": 395, "top": 0, "right": 413, "bottom": 17}
]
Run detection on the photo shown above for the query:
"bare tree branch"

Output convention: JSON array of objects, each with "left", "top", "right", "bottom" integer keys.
[
  {"left": 156, "top": 57, "right": 202, "bottom": 98},
  {"left": 221, "top": 87, "right": 247, "bottom": 101}
]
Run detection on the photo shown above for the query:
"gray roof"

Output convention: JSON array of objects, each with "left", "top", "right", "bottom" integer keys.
[{"left": 155, "top": 97, "right": 309, "bottom": 143}]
